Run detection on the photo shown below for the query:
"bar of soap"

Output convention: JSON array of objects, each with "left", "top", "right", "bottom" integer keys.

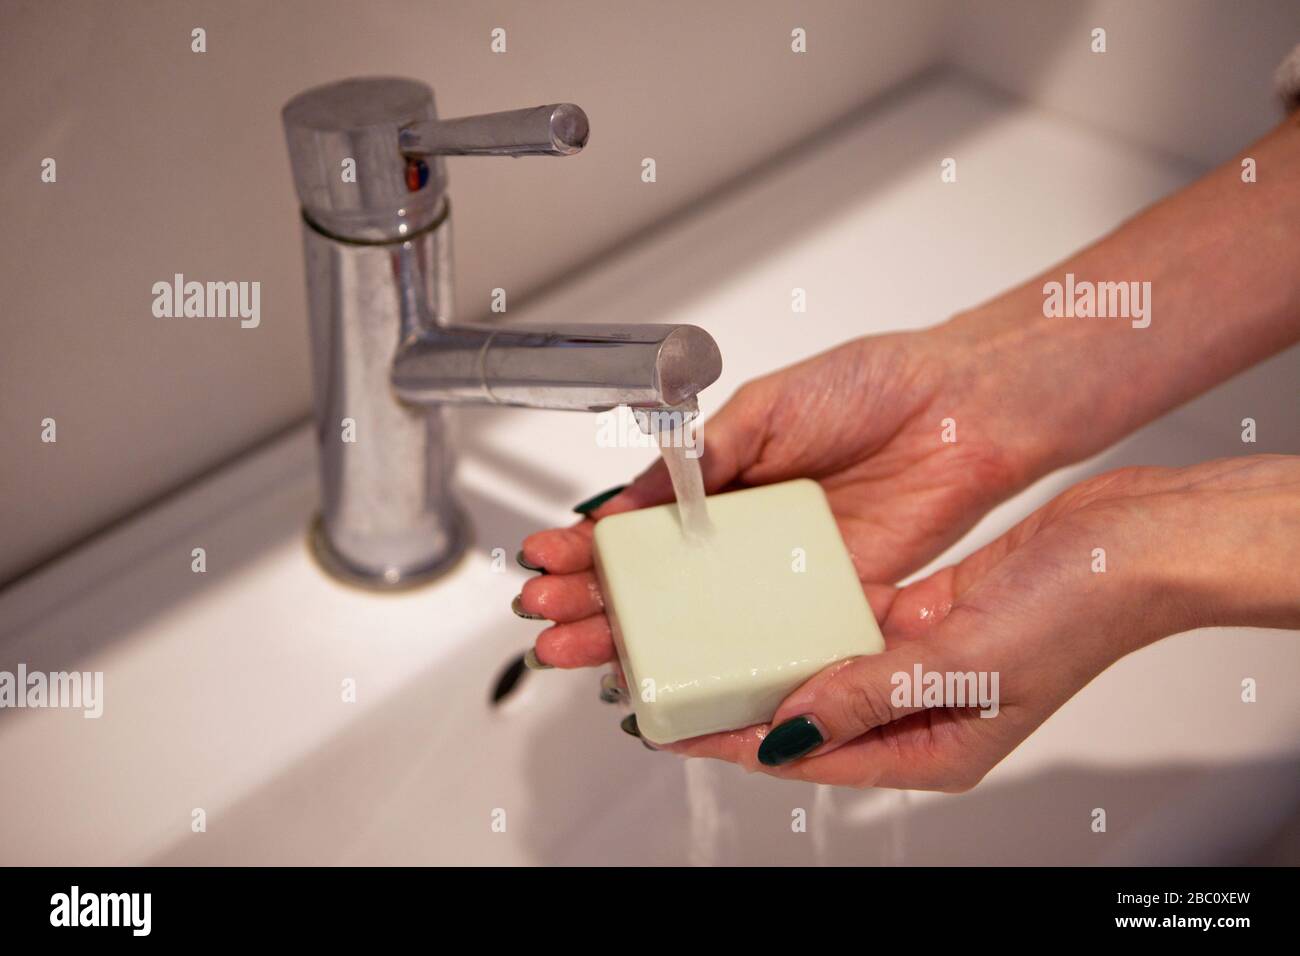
[{"left": 592, "top": 478, "right": 884, "bottom": 745}]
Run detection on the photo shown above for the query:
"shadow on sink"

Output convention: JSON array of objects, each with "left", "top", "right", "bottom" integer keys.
[
  {"left": 144, "top": 606, "right": 1300, "bottom": 866},
  {"left": 0, "top": 417, "right": 570, "bottom": 687}
]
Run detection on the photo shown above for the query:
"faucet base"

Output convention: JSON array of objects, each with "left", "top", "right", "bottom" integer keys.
[{"left": 307, "top": 511, "right": 471, "bottom": 592}]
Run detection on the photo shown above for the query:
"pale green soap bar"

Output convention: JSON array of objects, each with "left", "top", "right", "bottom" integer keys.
[{"left": 592, "top": 478, "right": 885, "bottom": 745}]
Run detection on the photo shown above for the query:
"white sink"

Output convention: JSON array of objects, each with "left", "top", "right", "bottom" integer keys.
[{"left": 2, "top": 74, "right": 1297, "bottom": 865}]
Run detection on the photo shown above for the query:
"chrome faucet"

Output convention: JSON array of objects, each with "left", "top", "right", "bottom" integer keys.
[{"left": 282, "top": 77, "right": 722, "bottom": 590}]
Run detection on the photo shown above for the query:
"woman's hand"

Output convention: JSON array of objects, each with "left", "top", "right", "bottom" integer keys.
[
  {"left": 513, "top": 107, "right": 1300, "bottom": 785},
  {"left": 517, "top": 319, "right": 1098, "bottom": 668},
  {"left": 663, "top": 455, "right": 1300, "bottom": 790}
]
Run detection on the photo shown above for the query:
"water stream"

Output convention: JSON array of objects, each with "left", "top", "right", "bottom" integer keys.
[
  {"left": 637, "top": 401, "right": 907, "bottom": 865},
  {"left": 634, "top": 403, "right": 713, "bottom": 540}
]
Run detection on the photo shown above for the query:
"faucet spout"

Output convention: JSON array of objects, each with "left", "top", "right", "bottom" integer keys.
[{"left": 391, "top": 323, "right": 722, "bottom": 412}]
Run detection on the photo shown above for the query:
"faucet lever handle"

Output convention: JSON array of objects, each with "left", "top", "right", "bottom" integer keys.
[{"left": 399, "top": 104, "right": 589, "bottom": 157}]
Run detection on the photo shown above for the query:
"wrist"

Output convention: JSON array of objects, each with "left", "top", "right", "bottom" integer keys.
[
  {"left": 937, "top": 298, "right": 1133, "bottom": 485},
  {"left": 1118, "top": 457, "right": 1300, "bottom": 641}
]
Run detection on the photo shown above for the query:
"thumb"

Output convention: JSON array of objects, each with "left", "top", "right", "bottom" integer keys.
[
  {"left": 755, "top": 529, "right": 1031, "bottom": 768},
  {"left": 756, "top": 640, "right": 954, "bottom": 768}
]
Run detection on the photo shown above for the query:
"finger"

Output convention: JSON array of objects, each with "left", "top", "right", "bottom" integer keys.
[
  {"left": 520, "top": 523, "right": 595, "bottom": 574},
  {"left": 519, "top": 468, "right": 682, "bottom": 572},
  {"left": 755, "top": 717, "right": 972, "bottom": 791},
  {"left": 758, "top": 641, "right": 953, "bottom": 766},
  {"left": 665, "top": 726, "right": 891, "bottom": 786},
  {"left": 876, "top": 566, "right": 959, "bottom": 640},
  {"left": 861, "top": 583, "right": 900, "bottom": 631},
  {"left": 660, "top": 725, "right": 767, "bottom": 766},
  {"left": 519, "top": 571, "right": 603, "bottom": 622},
  {"left": 659, "top": 710, "right": 978, "bottom": 791},
  {"left": 757, "top": 733, "right": 901, "bottom": 787},
  {"left": 533, "top": 614, "right": 615, "bottom": 668}
]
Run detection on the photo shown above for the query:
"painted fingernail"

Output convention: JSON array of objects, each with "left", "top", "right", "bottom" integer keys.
[
  {"left": 523, "top": 647, "right": 553, "bottom": 671},
  {"left": 490, "top": 654, "right": 529, "bottom": 705},
  {"left": 599, "top": 672, "right": 627, "bottom": 704},
  {"left": 757, "top": 716, "right": 824, "bottom": 767},
  {"left": 511, "top": 594, "right": 545, "bottom": 621},
  {"left": 621, "top": 714, "right": 659, "bottom": 750},
  {"left": 573, "top": 485, "right": 627, "bottom": 515},
  {"left": 516, "top": 549, "right": 546, "bottom": 573}
]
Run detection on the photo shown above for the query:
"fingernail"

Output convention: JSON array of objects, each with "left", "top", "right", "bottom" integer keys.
[
  {"left": 516, "top": 549, "right": 546, "bottom": 573},
  {"left": 599, "top": 672, "right": 627, "bottom": 704},
  {"left": 757, "top": 716, "right": 824, "bottom": 767},
  {"left": 621, "top": 714, "right": 659, "bottom": 750},
  {"left": 523, "top": 647, "right": 553, "bottom": 671},
  {"left": 490, "top": 654, "right": 529, "bottom": 705},
  {"left": 573, "top": 485, "right": 627, "bottom": 515},
  {"left": 511, "top": 594, "right": 545, "bottom": 621}
]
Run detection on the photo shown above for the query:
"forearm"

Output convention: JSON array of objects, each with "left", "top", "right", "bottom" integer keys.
[
  {"left": 947, "top": 111, "right": 1300, "bottom": 480},
  {"left": 997, "top": 456, "right": 1300, "bottom": 677},
  {"left": 1122, "top": 456, "right": 1300, "bottom": 647},
  {"left": 1155, "top": 460, "right": 1300, "bottom": 634}
]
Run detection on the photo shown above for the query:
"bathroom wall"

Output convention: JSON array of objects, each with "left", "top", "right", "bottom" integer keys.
[
  {"left": 0, "top": 0, "right": 949, "bottom": 585},
  {"left": 946, "top": 0, "right": 1300, "bottom": 167},
  {"left": 3, "top": 0, "right": 1298, "bottom": 586},
  {"left": 942, "top": 0, "right": 1300, "bottom": 446}
]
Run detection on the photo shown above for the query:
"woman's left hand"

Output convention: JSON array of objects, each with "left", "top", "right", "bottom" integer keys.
[{"left": 661, "top": 455, "right": 1300, "bottom": 790}]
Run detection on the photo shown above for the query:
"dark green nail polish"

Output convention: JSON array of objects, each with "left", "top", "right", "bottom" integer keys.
[
  {"left": 599, "top": 673, "right": 626, "bottom": 704},
  {"left": 573, "top": 485, "right": 627, "bottom": 515},
  {"left": 620, "top": 713, "right": 640, "bottom": 737},
  {"left": 516, "top": 549, "right": 546, "bottom": 573},
  {"left": 523, "top": 648, "right": 552, "bottom": 671},
  {"left": 758, "top": 716, "right": 824, "bottom": 767},
  {"left": 511, "top": 595, "right": 545, "bottom": 621}
]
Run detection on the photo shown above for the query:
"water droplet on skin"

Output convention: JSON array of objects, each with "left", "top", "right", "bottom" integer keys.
[{"left": 917, "top": 601, "right": 953, "bottom": 624}]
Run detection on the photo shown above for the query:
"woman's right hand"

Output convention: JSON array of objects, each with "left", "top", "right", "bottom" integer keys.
[{"left": 517, "top": 315, "right": 1092, "bottom": 669}]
